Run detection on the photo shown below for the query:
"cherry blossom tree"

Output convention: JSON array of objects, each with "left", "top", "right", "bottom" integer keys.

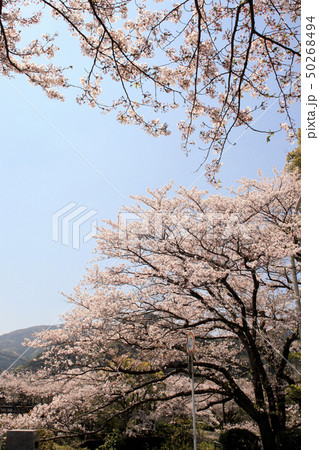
[
  {"left": 0, "top": 0, "right": 300, "bottom": 179},
  {"left": 0, "top": 171, "right": 300, "bottom": 449}
]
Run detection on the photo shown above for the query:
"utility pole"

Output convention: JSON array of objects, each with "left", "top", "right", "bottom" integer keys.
[{"left": 187, "top": 331, "right": 197, "bottom": 450}]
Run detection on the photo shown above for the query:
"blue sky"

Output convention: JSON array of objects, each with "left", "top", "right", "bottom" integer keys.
[{"left": 0, "top": 11, "right": 300, "bottom": 335}]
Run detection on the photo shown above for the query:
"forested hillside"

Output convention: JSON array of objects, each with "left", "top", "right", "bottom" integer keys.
[{"left": 0, "top": 326, "right": 56, "bottom": 371}]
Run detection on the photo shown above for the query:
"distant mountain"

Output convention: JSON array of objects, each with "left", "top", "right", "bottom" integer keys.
[{"left": 0, "top": 325, "right": 59, "bottom": 371}]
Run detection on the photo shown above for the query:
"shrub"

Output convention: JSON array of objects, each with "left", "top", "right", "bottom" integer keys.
[
  {"left": 275, "top": 428, "right": 301, "bottom": 450},
  {"left": 156, "top": 418, "right": 194, "bottom": 449},
  {"left": 219, "top": 428, "right": 260, "bottom": 450}
]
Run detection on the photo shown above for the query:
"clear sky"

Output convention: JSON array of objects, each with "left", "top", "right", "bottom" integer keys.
[{"left": 0, "top": 10, "right": 300, "bottom": 336}]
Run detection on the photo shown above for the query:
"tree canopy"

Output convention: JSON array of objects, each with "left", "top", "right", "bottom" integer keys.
[
  {"left": 0, "top": 171, "right": 301, "bottom": 449},
  {"left": 0, "top": 0, "right": 300, "bottom": 179},
  {"left": 286, "top": 129, "right": 301, "bottom": 174}
]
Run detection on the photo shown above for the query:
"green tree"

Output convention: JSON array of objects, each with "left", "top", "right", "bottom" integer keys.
[{"left": 286, "top": 130, "right": 301, "bottom": 174}]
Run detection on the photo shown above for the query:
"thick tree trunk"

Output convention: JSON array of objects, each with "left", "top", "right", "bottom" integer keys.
[{"left": 258, "top": 414, "right": 277, "bottom": 450}]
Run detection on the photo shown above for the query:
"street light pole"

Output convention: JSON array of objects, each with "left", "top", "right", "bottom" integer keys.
[{"left": 190, "top": 353, "right": 197, "bottom": 450}]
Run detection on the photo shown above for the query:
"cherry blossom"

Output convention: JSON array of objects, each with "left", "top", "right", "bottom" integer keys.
[
  {"left": 0, "top": 171, "right": 300, "bottom": 449},
  {"left": 0, "top": 0, "right": 300, "bottom": 178}
]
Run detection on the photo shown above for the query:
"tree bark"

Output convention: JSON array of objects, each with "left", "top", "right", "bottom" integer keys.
[{"left": 258, "top": 414, "right": 277, "bottom": 450}]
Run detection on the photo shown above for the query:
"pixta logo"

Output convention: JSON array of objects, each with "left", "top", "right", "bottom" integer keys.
[
  {"left": 117, "top": 211, "right": 252, "bottom": 241},
  {"left": 52, "top": 203, "right": 98, "bottom": 250}
]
